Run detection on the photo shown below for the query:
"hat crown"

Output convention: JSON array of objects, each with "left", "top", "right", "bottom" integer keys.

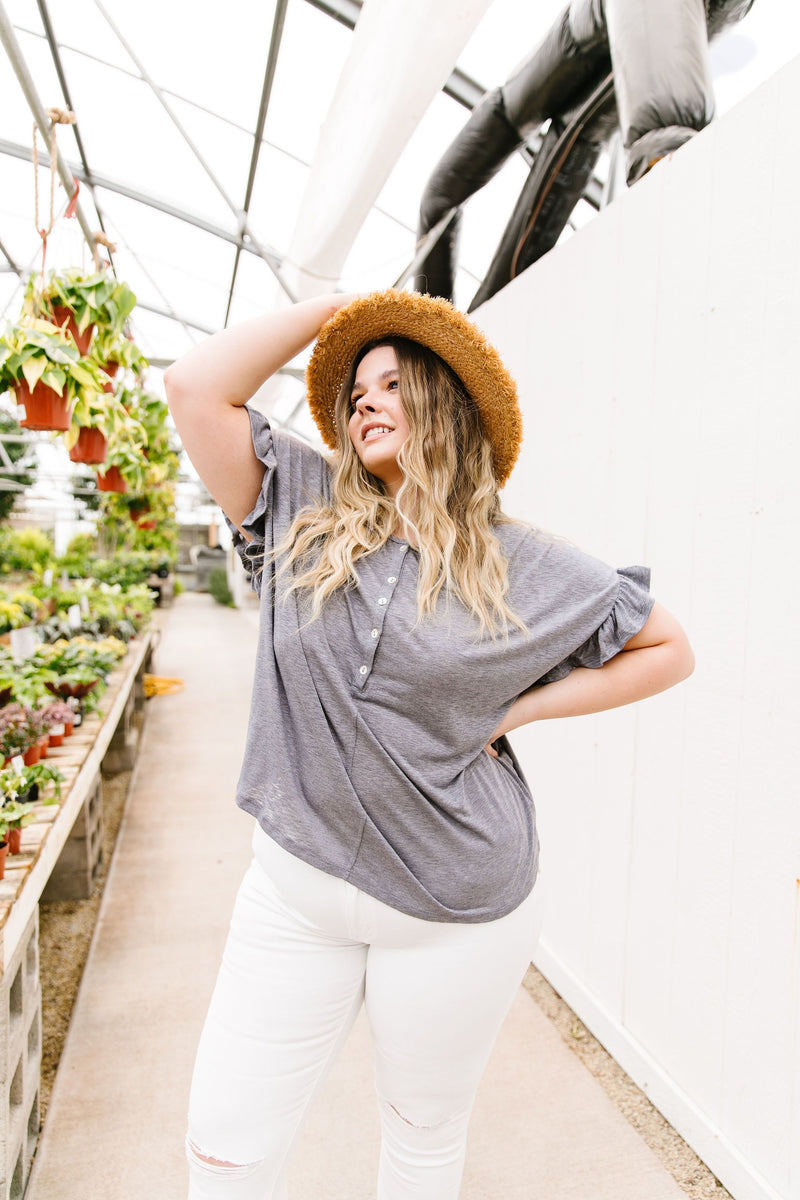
[{"left": 305, "top": 289, "right": 523, "bottom": 486}]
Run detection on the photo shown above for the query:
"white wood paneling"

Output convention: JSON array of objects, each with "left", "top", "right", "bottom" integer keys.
[{"left": 474, "top": 54, "right": 800, "bottom": 1200}]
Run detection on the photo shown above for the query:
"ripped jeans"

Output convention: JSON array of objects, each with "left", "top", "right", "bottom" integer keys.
[{"left": 186, "top": 824, "right": 541, "bottom": 1199}]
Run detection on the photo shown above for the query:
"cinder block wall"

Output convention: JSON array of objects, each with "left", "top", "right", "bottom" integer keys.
[
  {"left": 0, "top": 911, "right": 40, "bottom": 1200},
  {"left": 474, "top": 56, "right": 799, "bottom": 1200}
]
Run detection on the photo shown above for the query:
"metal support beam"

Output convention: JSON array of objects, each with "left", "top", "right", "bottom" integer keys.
[
  {"left": 225, "top": 0, "right": 289, "bottom": 326},
  {"left": 0, "top": 1, "right": 97, "bottom": 257},
  {"left": 0, "top": 139, "right": 286, "bottom": 268},
  {"left": 0, "top": 236, "right": 23, "bottom": 277},
  {"left": 92, "top": 0, "right": 297, "bottom": 302}
]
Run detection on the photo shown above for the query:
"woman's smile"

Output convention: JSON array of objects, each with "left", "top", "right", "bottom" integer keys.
[{"left": 348, "top": 344, "right": 410, "bottom": 496}]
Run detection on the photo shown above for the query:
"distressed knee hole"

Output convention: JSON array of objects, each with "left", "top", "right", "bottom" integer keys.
[
  {"left": 186, "top": 1137, "right": 262, "bottom": 1178},
  {"left": 388, "top": 1102, "right": 432, "bottom": 1130}
]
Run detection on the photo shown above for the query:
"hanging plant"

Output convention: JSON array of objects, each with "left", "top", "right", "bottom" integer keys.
[
  {"left": 22, "top": 268, "right": 137, "bottom": 355},
  {"left": 91, "top": 326, "right": 148, "bottom": 384},
  {"left": 64, "top": 372, "right": 128, "bottom": 465},
  {"left": 0, "top": 319, "right": 105, "bottom": 431},
  {"left": 94, "top": 406, "right": 148, "bottom": 495},
  {"left": 96, "top": 466, "right": 127, "bottom": 493}
]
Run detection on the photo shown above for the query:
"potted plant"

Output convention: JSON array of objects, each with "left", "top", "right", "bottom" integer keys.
[
  {"left": 64, "top": 371, "right": 128, "bottom": 466},
  {"left": 39, "top": 699, "right": 76, "bottom": 742},
  {"left": 0, "top": 704, "right": 28, "bottom": 765},
  {"left": 0, "top": 760, "right": 62, "bottom": 856},
  {"left": 1, "top": 800, "right": 34, "bottom": 855},
  {"left": 22, "top": 268, "right": 137, "bottom": 356},
  {"left": 95, "top": 406, "right": 147, "bottom": 493},
  {"left": 0, "top": 318, "right": 103, "bottom": 431},
  {"left": 91, "top": 326, "right": 147, "bottom": 385}
]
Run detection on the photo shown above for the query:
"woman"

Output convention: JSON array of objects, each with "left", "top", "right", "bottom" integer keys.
[{"left": 165, "top": 289, "right": 694, "bottom": 1200}]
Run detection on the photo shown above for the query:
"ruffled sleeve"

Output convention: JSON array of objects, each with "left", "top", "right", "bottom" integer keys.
[
  {"left": 535, "top": 564, "right": 654, "bottom": 686},
  {"left": 222, "top": 404, "right": 332, "bottom": 595}
]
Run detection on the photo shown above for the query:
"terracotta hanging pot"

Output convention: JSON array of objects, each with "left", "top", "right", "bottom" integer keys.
[
  {"left": 69, "top": 426, "right": 107, "bottom": 465},
  {"left": 96, "top": 465, "right": 128, "bottom": 493},
  {"left": 17, "top": 380, "right": 71, "bottom": 431},
  {"left": 138, "top": 518, "right": 158, "bottom": 531},
  {"left": 102, "top": 361, "right": 120, "bottom": 393},
  {"left": 6, "top": 829, "right": 21, "bottom": 856},
  {"left": 50, "top": 305, "right": 95, "bottom": 355},
  {"left": 129, "top": 500, "right": 151, "bottom": 523}
]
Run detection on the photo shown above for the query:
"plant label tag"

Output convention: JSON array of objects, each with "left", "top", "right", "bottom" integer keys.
[
  {"left": 68, "top": 604, "right": 82, "bottom": 629},
  {"left": 43, "top": 568, "right": 54, "bottom": 587},
  {"left": 61, "top": 572, "right": 69, "bottom": 588},
  {"left": 16, "top": 404, "right": 27, "bottom": 421},
  {"left": 10, "top": 625, "right": 36, "bottom": 662},
  {"left": 80, "top": 595, "right": 89, "bottom": 615},
  {"left": 10, "top": 756, "right": 24, "bottom": 776}
]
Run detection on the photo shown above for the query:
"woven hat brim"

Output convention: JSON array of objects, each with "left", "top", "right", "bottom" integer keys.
[{"left": 305, "top": 289, "right": 522, "bottom": 486}]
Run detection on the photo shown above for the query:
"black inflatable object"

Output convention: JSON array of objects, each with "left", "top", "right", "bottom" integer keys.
[{"left": 416, "top": 0, "right": 755, "bottom": 307}]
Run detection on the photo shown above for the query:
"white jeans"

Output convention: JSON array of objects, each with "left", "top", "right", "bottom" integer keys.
[{"left": 186, "top": 825, "right": 542, "bottom": 1199}]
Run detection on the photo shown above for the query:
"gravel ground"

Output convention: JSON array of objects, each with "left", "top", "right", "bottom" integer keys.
[
  {"left": 36, "top": 712, "right": 730, "bottom": 1198},
  {"left": 522, "top": 967, "right": 732, "bottom": 1200},
  {"left": 37, "top": 713, "right": 142, "bottom": 1122}
]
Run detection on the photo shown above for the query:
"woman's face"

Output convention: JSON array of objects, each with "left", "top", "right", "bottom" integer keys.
[{"left": 347, "top": 344, "right": 410, "bottom": 498}]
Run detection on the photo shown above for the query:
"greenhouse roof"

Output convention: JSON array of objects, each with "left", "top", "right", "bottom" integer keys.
[{"left": 0, "top": 0, "right": 793, "bottom": 499}]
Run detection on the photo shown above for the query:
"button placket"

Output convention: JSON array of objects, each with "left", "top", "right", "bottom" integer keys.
[{"left": 355, "top": 546, "right": 406, "bottom": 689}]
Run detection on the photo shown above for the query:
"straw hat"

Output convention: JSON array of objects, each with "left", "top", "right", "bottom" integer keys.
[{"left": 305, "top": 289, "right": 523, "bottom": 486}]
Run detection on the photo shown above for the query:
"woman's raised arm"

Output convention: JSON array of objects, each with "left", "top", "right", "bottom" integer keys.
[{"left": 164, "top": 293, "right": 353, "bottom": 533}]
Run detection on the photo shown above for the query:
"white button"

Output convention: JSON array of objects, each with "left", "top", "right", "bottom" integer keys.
[
  {"left": 371, "top": 629, "right": 379, "bottom": 638},
  {"left": 387, "top": 576, "right": 397, "bottom": 584},
  {"left": 359, "top": 665, "right": 368, "bottom": 675},
  {"left": 377, "top": 597, "right": 388, "bottom": 606}
]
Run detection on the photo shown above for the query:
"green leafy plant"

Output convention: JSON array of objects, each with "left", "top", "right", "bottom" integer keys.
[
  {"left": 0, "top": 318, "right": 107, "bottom": 402},
  {"left": 23, "top": 268, "right": 137, "bottom": 341},
  {"left": 0, "top": 527, "right": 55, "bottom": 573},
  {"left": 0, "top": 760, "right": 63, "bottom": 807},
  {"left": 63, "top": 382, "right": 129, "bottom": 444},
  {"left": 91, "top": 326, "right": 148, "bottom": 377},
  {"left": 208, "top": 566, "right": 234, "bottom": 608}
]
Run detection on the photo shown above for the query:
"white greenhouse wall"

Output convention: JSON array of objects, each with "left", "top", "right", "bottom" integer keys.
[{"left": 473, "top": 56, "right": 800, "bottom": 1200}]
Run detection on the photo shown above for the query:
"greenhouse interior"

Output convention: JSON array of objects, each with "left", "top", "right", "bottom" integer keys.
[{"left": 0, "top": 1, "right": 797, "bottom": 1198}]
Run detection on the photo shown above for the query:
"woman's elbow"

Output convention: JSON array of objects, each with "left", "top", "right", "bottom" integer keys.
[
  {"left": 163, "top": 363, "right": 184, "bottom": 408},
  {"left": 670, "top": 631, "right": 695, "bottom": 685}
]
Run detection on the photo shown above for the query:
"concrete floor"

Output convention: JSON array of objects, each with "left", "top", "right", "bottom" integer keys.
[{"left": 27, "top": 592, "right": 688, "bottom": 1200}]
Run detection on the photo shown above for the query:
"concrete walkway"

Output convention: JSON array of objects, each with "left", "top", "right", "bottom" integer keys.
[{"left": 27, "top": 592, "right": 687, "bottom": 1200}]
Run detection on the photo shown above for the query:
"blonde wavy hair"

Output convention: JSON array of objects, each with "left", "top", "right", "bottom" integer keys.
[{"left": 272, "top": 337, "right": 526, "bottom": 638}]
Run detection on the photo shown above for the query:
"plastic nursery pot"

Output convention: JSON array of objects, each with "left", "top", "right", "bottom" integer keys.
[
  {"left": 22, "top": 744, "right": 40, "bottom": 767},
  {"left": 102, "top": 361, "right": 119, "bottom": 393},
  {"left": 50, "top": 305, "right": 95, "bottom": 355},
  {"left": 128, "top": 501, "right": 151, "bottom": 523},
  {"left": 48, "top": 725, "right": 65, "bottom": 747},
  {"left": 16, "top": 380, "right": 71, "bottom": 431},
  {"left": 0, "top": 843, "right": 7, "bottom": 880},
  {"left": 63, "top": 720, "right": 74, "bottom": 738},
  {"left": 38, "top": 735, "right": 49, "bottom": 759},
  {"left": 96, "top": 465, "right": 128, "bottom": 493},
  {"left": 69, "top": 426, "right": 107, "bottom": 465},
  {"left": 6, "top": 829, "right": 21, "bottom": 856}
]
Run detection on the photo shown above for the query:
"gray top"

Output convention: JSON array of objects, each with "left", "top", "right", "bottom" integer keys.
[{"left": 223, "top": 405, "right": 654, "bottom": 924}]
